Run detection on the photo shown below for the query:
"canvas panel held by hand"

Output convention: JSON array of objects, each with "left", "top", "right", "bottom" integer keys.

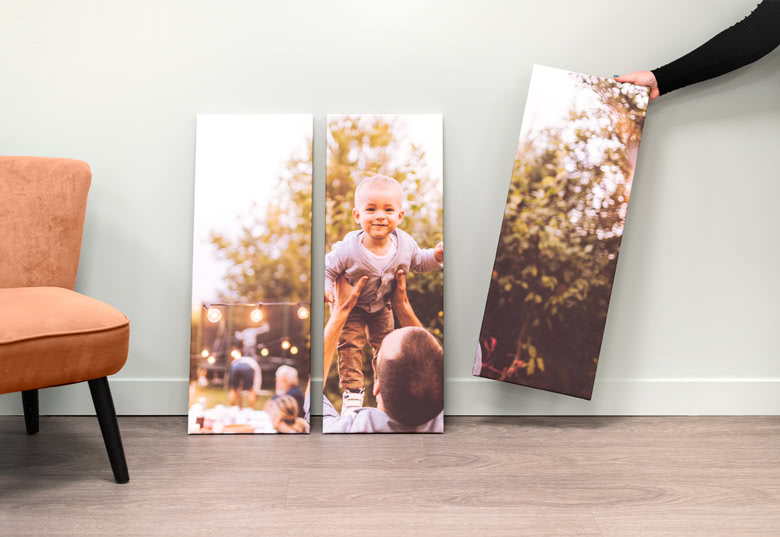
[
  {"left": 189, "top": 114, "right": 313, "bottom": 434},
  {"left": 473, "top": 66, "right": 649, "bottom": 400}
]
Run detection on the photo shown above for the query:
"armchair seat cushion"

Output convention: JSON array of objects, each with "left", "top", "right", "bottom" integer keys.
[{"left": 0, "top": 287, "right": 129, "bottom": 394}]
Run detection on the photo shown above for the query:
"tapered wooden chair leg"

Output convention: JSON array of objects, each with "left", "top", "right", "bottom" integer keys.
[
  {"left": 21, "top": 389, "right": 39, "bottom": 435},
  {"left": 88, "top": 377, "right": 129, "bottom": 484}
]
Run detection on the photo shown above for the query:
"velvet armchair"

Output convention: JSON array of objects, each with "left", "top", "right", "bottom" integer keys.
[{"left": 0, "top": 156, "right": 130, "bottom": 483}]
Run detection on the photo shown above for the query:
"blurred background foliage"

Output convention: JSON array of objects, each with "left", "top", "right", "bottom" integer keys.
[
  {"left": 325, "top": 115, "right": 444, "bottom": 409},
  {"left": 478, "top": 76, "right": 648, "bottom": 399}
]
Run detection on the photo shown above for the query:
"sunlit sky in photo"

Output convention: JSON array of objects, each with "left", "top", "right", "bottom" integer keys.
[
  {"left": 519, "top": 65, "right": 603, "bottom": 143},
  {"left": 192, "top": 114, "right": 312, "bottom": 303},
  {"left": 328, "top": 113, "right": 443, "bottom": 196}
]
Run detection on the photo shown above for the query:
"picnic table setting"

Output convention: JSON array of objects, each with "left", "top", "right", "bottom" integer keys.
[{"left": 188, "top": 398, "right": 276, "bottom": 434}]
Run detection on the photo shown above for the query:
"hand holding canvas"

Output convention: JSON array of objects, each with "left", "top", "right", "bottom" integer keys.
[{"left": 616, "top": 0, "right": 779, "bottom": 100}]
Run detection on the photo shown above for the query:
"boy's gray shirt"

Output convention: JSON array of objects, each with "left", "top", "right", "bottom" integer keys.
[{"left": 325, "top": 228, "right": 441, "bottom": 313}]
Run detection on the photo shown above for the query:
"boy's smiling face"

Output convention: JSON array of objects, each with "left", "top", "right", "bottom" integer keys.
[{"left": 353, "top": 183, "right": 404, "bottom": 240}]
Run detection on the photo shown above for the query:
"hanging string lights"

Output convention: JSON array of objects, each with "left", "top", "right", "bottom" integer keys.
[
  {"left": 199, "top": 302, "right": 309, "bottom": 364},
  {"left": 202, "top": 302, "right": 308, "bottom": 323}
]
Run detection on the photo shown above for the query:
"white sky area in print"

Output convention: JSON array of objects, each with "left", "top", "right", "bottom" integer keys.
[
  {"left": 519, "top": 65, "right": 602, "bottom": 143},
  {"left": 191, "top": 114, "right": 311, "bottom": 304},
  {"left": 328, "top": 113, "right": 443, "bottom": 196}
]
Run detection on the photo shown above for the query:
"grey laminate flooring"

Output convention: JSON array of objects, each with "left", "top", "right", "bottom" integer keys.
[{"left": 1, "top": 416, "right": 778, "bottom": 536}]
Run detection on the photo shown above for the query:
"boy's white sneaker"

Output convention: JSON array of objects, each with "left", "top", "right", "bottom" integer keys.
[{"left": 341, "top": 389, "right": 365, "bottom": 416}]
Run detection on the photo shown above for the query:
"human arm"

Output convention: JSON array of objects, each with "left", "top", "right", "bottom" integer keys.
[
  {"left": 616, "top": 1, "right": 780, "bottom": 98},
  {"left": 410, "top": 240, "right": 444, "bottom": 273},
  {"left": 324, "top": 240, "right": 349, "bottom": 303},
  {"left": 390, "top": 270, "right": 423, "bottom": 329},
  {"left": 323, "top": 275, "right": 368, "bottom": 379}
]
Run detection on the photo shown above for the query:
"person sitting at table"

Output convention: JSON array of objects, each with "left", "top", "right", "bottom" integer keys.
[{"left": 273, "top": 365, "right": 305, "bottom": 418}]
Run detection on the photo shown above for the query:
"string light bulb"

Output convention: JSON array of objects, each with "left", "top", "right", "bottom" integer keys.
[
  {"left": 207, "top": 355, "right": 216, "bottom": 365},
  {"left": 201, "top": 349, "right": 209, "bottom": 358},
  {"left": 290, "top": 346, "right": 298, "bottom": 355},
  {"left": 206, "top": 307, "right": 222, "bottom": 323},
  {"left": 260, "top": 347, "right": 269, "bottom": 357},
  {"left": 281, "top": 340, "right": 290, "bottom": 350},
  {"left": 297, "top": 305, "right": 309, "bottom": 320},
  {"left": 250, "top": 305, "right": 263, "bottom": 323},
  {"left": 230, "top": 349, "right": 241, "bottom": 360}
]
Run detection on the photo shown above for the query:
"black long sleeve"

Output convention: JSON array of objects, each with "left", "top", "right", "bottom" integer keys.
[{"left": 652, "top": 0, "right": 780, "bottom": 95}]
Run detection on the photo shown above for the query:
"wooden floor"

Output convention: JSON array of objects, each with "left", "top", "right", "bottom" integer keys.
[{"left": 1, "top": 416, "right": 778, "bottom": 536}]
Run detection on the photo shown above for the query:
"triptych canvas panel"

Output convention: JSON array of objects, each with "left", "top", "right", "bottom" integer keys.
[
  {"left": 189, "top": 114, "right": 312, "bottom": 434},
  {"left": 472, "top": 65, "right": 649, "bottom": 399},
  {"left": 322, "top": 114, "right": 444, "bottom": 433}
]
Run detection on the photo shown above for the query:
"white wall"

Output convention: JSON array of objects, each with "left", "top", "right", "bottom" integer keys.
[{"left": 1, "top": 0, "right": 778, "bottom": 416}]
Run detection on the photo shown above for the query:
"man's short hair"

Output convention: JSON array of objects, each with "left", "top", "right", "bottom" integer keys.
[
  {"left": 354, "top": 175, "right": 402, "bottom": 206},
  {"left": 377, "top": 327, "right": 443, "bottom": 426},
  {"left": 275, "top": 365, "right": 299, "bottom": 385}
]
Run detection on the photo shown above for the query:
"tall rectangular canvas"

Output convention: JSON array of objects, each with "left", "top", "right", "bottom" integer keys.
[
  {"left": 323, "top": 114, "right": 444, "bottom": 433},
  {"left": 189, "top": 114, "right": 312, "bottom": 433},
  {"left": 473, "top": 65, "right": 649, "bottom": 399}
]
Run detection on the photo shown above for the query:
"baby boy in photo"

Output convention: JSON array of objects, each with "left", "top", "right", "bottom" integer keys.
[{"left": 325, "top": 175, "right": 443, "bottom": 415}]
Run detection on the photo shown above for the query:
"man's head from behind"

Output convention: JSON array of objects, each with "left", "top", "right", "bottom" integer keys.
[{"left": 374, "top": 327, "right": 443, "bottom": 426}]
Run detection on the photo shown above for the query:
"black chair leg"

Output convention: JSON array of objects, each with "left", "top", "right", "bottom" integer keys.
[
  {"left": 88, "top": 377, "right": 129, "bottom": 484},
  {"left": 21, "top": 389, "right": 39, "bottom": 434}
]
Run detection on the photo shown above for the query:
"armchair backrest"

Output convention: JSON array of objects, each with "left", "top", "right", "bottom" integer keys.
[{"left": 0, "top": 157, "right": 91, "bottom": 289}]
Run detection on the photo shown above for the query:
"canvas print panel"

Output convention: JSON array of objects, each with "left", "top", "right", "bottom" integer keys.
[
  {"left": 323, "top": 114, "right": 444, "bottom": 433},
  {"left": 189, "top": 114, "right": 312, "bottom": 433},
  {"left": 473, "top": 65, "right": 649, "bottom": 399}
]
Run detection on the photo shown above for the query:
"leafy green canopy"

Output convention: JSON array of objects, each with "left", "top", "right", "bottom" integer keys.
[{"left": 479, "top": 76, "right": 648, "bottom": 398}]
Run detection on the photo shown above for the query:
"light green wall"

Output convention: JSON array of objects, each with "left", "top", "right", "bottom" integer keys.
[{"left": 1, "top": 0, "right": 778, "bottom": 415}]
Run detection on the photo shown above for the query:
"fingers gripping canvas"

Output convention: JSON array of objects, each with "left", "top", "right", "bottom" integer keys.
[
  {"left": 323, "top": 114, "right": 444, "bottom": 433},
  {"left": 473, "top": 66, "right": 649, "bottom": 399},
  {"left": 189, "top": 114, "right": 312, "bottom": 434}
]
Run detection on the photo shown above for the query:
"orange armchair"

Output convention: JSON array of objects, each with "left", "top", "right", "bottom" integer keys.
[{"left": 0, "top": 157, "right": 130, "bottom": 483}]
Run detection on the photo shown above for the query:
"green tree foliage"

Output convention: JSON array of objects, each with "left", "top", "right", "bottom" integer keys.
[
  {"left": 210, "top": 141, "right": 313, "bottom": 304},
  {"left": 479, "top": 77, "right": 648, "bottom": 398}
]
